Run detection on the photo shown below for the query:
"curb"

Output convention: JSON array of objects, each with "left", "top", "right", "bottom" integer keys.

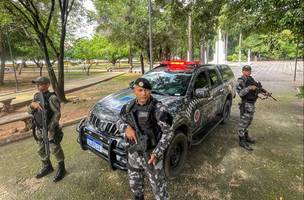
[{"left": 0, "top": 116, "right": 86, "bottom": 146}]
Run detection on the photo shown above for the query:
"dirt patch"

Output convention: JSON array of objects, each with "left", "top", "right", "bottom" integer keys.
[
  {"left": 21, "top": 178, "right": 43, "bottom": 195},
  {"left": 186, "top": 184, "right": 223, "bottom": 200},
  {"left": 0, "top": 184, "right": 12, "bottom": 200},
  {"left": 228, "top": 170, "right": 249, "bottom": 188}
]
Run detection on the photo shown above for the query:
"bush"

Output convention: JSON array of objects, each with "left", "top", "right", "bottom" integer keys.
[
  {"left": 297, "top": 86, "right": 304, "bottom": 98},
  {"left": 227, "top": 53, "right": 247, "bottom": 62}
]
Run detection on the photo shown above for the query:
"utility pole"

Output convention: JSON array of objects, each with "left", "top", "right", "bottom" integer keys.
[{"left": 148, "top": 0, "right": 153, "bottom": 70}]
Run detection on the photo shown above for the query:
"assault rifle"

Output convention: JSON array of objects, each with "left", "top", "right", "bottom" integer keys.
[
  {"left": 256, "top": 82, "right": 277, "bottom": 101},
  {"left": 38, "top": 92, "right": 50, "bottom": 159}
]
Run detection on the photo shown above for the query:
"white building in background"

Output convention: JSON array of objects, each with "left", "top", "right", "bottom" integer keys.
[{"left": 212, "top": 29, "right": 227, "bottom": 64}]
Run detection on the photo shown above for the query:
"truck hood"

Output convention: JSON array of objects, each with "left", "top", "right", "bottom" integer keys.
[{"left": 91, "top": 88, "right": 185, "bottom": 121}]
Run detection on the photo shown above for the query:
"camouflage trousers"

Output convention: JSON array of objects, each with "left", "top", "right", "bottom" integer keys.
[
  {"left": 238, "top": 102, "right": 255, "bottom": 137},
  {"left": 35, "top": 129, "right": 65, "bottom": 163},
  {"left": 127, "top": 151, "right": 169, "bottom": 200}
]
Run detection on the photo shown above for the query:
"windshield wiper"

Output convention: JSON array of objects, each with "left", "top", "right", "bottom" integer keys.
[{"left": 151, "top": 90, "right": 167, "bottom": 96}]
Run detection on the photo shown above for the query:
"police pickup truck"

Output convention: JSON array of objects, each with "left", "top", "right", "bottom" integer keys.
[{"left": 76, "top": 60, "right": 236, "bottom": 176}]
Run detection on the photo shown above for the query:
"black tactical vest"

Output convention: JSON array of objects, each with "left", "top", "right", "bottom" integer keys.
[
  {"left": 126, "top": 97, "right": 162, "bottom": 149},
  {"left": 33, "top": 91, "right": 55, "bottom": 128},
  {"left": 240, "top": 76, "right": 258, "bottom": 103}
]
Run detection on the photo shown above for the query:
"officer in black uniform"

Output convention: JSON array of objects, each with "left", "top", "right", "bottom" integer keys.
[
  {"left": 28, "top": 77, "right": 66, "bottom": 182},
  {"left": 117, "top": 78, "right": 174, "bottom": 200}
]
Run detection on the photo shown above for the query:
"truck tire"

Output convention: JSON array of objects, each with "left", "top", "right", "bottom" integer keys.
[
  {"left": 221, "top": 99, "right": 231, "bottom": 124},
  {"left": 164, "top": 131, "right": 188, "bottom": 177}
]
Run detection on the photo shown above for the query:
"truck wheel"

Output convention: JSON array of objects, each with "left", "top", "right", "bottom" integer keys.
[
  {"left": 221, "top": 99, "right": 231, "bottom": 124},
  {"left": 164, "top": 131, "right": 188, "bottom": 177}
]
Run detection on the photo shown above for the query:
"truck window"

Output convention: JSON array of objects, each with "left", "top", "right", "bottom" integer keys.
[
  {"left": 220, "top": 65, "right": 234, "bottom": 82},
  {"left": 194, "top": 71, "right": 209, "bottom": 90},
  {"left": 208, "top": 69, "right": 221, "bottom": 87}
]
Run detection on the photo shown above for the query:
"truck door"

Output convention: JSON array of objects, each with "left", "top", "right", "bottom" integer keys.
[
  {"left": 190, "top": 70, "right": 212, "bottom": 130},
  {"left": 206, "top": 68, "right": 224, "bottom": 119}
]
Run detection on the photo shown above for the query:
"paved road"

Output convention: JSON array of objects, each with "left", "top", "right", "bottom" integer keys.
[{"left": 229, "top": 61, "right": 303, "bottom": 94}]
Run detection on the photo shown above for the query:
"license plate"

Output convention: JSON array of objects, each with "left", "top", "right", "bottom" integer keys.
[{"left": 86, "top": 136, "right": 103, "bottom": 153}]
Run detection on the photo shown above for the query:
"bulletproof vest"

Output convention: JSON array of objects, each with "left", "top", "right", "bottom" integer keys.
[
  {"left": 127, "top": 98, "right": 162, "bottom": 149},
  {"left": 33, "top": 91, "right": 55, "bottom": 128},
  {"left": 241, "top": 76, "right": 258, "bottom": 102}
]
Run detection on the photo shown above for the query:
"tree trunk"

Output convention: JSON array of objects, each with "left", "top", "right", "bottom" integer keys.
[
  {"left": 140, "top": 53, "right": 145, "bottom": 74},
  {"left": 33, "top": 59, "right": 43, "bottom": 76},
  {"left": 238, "top": 32, "right": 242, "bottom": 65},
  {"left": 18, "top": 60, "right": 26, "bottom": 75},
  {"left": 111, "top": 60, "right": 116, "bottom": 68},
  {"left": 87, "top": 63, "right": 93, "bottom": 76},
  {"left": 0, "top": 31, "right": 5, "bottom": 85},
  {"left": 225, "top": 33, "right": 228, "bottom": 63},
  {"left": 164, "top": 46, "right": 171, "bottom": 61},
  {"left": 57, "top": 23, "right": 67, "bottom": 102},
  {"left": 206, "top": 40, "right": 210, "bottom": 64},
  {"left": 12, "top": 62, "right": 19, "bottom": 92},
  {"left": 40, "top": 63, "right": 43, "bottom": 76},
  {"left": 128, "top": 45, "right": 133, "bottom": 72},
  {"left": 39, "top": 33, "right": 58, "bottom": 94},
  {"left": 293, "top": 40, "right": 299, "bottom": 81},
  {"left": 200, "top": 39, "right": 206, "bottom": 64},
  {"left": 7, "top": 32, "right": 19, "bottom": 91},
  {"left": 187, "top": 13, "right": 193, "bottom": 61},
  {"left": 159, "top": 46, "right": 162, "bottom": 61}
]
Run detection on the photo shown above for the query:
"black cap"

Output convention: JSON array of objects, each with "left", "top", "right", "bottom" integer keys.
[
  {"left": 134, "top": 78, "right": 152, "bottom": 90},
  {"left": 242, "top": 65, "right": 252, "bottom": 71},
  {"left": 32, "top": 76, "right": 50, "bottom": 84}
]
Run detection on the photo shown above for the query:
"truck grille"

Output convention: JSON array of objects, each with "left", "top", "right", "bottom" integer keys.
[{"left": 89, "top": 114, "right": 119, "bottom": 135}]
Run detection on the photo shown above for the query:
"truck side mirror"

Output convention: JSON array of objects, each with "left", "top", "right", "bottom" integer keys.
[{"left": 195, "top": 88, "right": 210, "bottom": 98}]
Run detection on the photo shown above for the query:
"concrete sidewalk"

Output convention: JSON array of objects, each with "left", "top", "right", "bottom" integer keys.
[{"left": 0, "top": 72, "right": 124, "bottom": 110}]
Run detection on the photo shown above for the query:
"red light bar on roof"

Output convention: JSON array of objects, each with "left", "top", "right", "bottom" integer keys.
[
  {"left": 161, "top": 60, "right": 200, "bottom": 65},
  {"left": 161, "top": 60, "right": 200, "bottom": 71}
]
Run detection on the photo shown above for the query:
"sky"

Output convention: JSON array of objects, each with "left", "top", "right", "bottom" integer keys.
[{"left": 73, "top": 0, "right": 97, "bottom": 39}]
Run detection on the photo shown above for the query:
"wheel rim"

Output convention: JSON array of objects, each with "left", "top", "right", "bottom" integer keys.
[{"left": 170, "top": 144, "right": 182, "bottom": 168}]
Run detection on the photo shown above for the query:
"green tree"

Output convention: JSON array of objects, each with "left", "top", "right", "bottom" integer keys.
[
  {"left": 68, "top": 35, "right": 128, "bottom": 74},
  {"left": 6, "top": 0, "right": 77, "bottom": 102}
]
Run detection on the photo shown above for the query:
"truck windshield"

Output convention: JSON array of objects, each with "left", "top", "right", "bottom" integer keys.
[{"left": 142, "top": 71, "right": 192, "bottom": 96}]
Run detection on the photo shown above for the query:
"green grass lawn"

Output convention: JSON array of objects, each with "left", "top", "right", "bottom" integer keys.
[{"left": 0, "top": 76, "right": 303, "bottom": 200}]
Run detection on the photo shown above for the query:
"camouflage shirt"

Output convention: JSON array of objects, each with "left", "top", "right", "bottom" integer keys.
[
  {"left": 27, "top": 92, "right": 61, "bottom": 131},
  {"left": 236, "top": 75, "right": 251, "bottom": 97},
  {"left": 117, "top": 98, "right": 174, "bottom": 158}
]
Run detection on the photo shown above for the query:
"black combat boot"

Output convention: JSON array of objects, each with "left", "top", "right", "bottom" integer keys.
[
  {"left": 239, "top": 136, "right": 253, "bottom": 151},
  {"left": 36, "top": 160, "right": 54, "bottom": 179},
  {"left": 245, "top": 132, "right": 256, "bottom": 144},
  {"left": 53, "top": 161, "right": 66, "bottom": 182},
  {"left": 134, "top": 195, "right": 144, "bottom": 200}
]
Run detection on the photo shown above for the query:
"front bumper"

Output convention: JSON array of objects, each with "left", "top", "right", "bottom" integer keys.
[{"left": 76, "top": 119, "right": 127, "bottom": 171}]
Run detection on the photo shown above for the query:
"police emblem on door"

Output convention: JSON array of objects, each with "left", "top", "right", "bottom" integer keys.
[{"left": 194, "top": 109, "right": 201, "bottom": 123}]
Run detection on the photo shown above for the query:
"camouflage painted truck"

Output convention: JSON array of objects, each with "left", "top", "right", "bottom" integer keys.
[{"left": 76, "top": 60, "right": 236, "bottom": 177}]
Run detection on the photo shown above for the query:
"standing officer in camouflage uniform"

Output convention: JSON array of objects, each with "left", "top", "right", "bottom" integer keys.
[
  {"left": 28, "top": 77, "right": 66, "bottom": 182},
  {"left": 117, "top": 78, "right": 174, "bottom": 200},
  {"left": 236, "top": 66, "right": 270, "bottom": 151}
]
